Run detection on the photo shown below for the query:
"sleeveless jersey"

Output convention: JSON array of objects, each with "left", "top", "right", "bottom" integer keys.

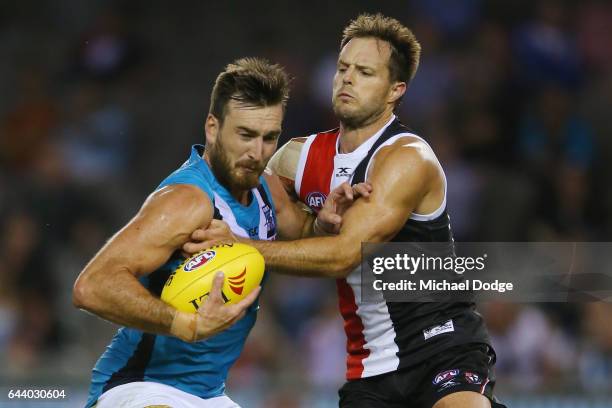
[
  {"left": 85, "top": 145, "right": 277, "bottom": 407},
  {"left": 295, "top": 116, "right": 491, "bottom": 380}
]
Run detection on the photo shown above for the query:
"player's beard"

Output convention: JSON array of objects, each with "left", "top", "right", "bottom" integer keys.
[{"left": 208, "top": 138, "right": 264, "bottom": 192}]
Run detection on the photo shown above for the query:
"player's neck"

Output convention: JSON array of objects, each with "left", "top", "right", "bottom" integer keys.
[
  {"left": 232, "top": 189, "right": 251, "bottom": 206},
  {"left": 338, "top": 109, "right": 394, "bottom": 154},
  {"left": 220, "top": 180, "right": 252, "bottom": 206}
]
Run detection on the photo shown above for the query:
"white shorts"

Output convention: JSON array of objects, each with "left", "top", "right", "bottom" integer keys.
[{"left": 95, "top": 381, "right": 241, "bottom": 408}]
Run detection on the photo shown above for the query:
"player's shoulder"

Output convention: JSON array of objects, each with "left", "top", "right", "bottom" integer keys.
[
  {"left": 159, "top": 157, "right": 217, "bottom": 202},
  {"left": 268, "top": 137, "right": 311, "bottom": 182},
  {"left": 262, "top": 168, "right": 280, "bottom": 184},
  {"left": 278, "top": 136, "right": 308, "bottom": 153},
  {"left": 371, "top": 135, "right": 438, "bottom": 177},
  {"left": 288, "top": 136, "right": 308, "bottom": 144},
  {"left": 150, "top": 184, "right": 211, "bottom": 208},
  {"left": 284, "top": 126, "right": 339, "bottom": 144},
  {"left": 380, "top": 134, "right": 433, "bottom": 160},
  {"left": 143, "top": 184, "right": 213, "bottom": 228}
]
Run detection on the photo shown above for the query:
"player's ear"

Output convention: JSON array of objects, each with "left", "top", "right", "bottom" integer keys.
[
  {"left": 388, "top": 81, "right": 406, "bottom": 105},
  {"left": 205, "top": 114, "right": 220, "bottom": 145}
]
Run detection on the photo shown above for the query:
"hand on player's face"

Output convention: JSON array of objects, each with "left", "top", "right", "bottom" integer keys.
[
  {"left": 182, "top": 219, "right": 236, "bottom": 255},
  {"left": 317, "top": 181, "right": 372, "bottom": 234},
  {"left": 193, "top": 271, "right": 261, "bottom": 341}
]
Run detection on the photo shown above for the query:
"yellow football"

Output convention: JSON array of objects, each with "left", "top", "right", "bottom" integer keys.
[{"left": 161, "top": 243, "right": 265, "bottom": 313}]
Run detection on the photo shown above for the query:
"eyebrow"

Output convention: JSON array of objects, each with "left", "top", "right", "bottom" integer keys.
[
  {"left": 338, "top": 59, "right": 376, "bottom": 71},
  {"left": 236, "top": 126, "right": 258, "bottom": 135},
  {"left": 236, "top": 126, "right": 281, "bottom": 138}
]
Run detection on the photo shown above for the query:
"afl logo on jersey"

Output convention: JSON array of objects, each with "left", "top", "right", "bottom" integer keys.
[
  {"left": 306, "top": 192, "right": 327, "bottom": 211},
  {"left": 433, "top": 369, "right": 460, "bottom": 385},
  {"left": 184, "top": 250, "right": 216, "bottom": 272}
]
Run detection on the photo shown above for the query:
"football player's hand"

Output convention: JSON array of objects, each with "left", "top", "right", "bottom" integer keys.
[
  {"left": 182, "top": 219, "right": 236, "bottom": 255},
  {"left": 316, "top": 182, "right": 372, "bottom": 235},
  {"left": 194, "top": 272, "right": 260, "bottom": 340},
  {"left": 171, "top": 272, "right": 260, "bottom": 342}
]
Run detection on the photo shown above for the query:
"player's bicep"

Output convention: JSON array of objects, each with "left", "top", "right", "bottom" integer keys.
[
  {"left": 338, "top": 189, "right": 410, "bottom": 245},
  {"left": 339, "top": 147, "right": 431, "bottom": 244},
  {"left": 87, "top": 184, "right": 214, "bottom": 277}
]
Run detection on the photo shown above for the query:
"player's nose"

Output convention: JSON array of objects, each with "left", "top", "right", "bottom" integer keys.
[
  {"left": 247, "top": 138, "right": 263, "bottom": 161},
  {"left": 342, "top": 66, "right": 354, "bottom": 85}
]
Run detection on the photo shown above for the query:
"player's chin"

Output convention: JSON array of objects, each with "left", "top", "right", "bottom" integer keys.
[
  {"left": 244, "top": 177, "right": 260, "bottom": 189},
  {"left": 335, "top": 110, "right": 364, "bottom": 129},
  {"left": 333, "top": 100, "right": 350, "bottom": 111},
  {"left": 333, "top": 103, "right": 358, "bottom": 119},
  {"left": 232, "top": 173, "right": 260, "bottom": 190}
]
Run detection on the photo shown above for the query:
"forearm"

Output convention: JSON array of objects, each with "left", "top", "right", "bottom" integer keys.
[
  {"left": 74, "top": 266, "right": 176, "bottom": 335},
  {"left": 244, "top": 235, "right": 359, "bottom": 278},
  {"left": 277, "top": 203, "right": 318, "bottom": 240}
]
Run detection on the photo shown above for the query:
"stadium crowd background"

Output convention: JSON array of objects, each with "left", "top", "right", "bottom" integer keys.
[{"left": 1, "top": 1, "right": 612, "bottom": 406}]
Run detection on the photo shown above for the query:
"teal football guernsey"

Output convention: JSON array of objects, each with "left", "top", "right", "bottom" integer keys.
[{"left": 85, "top": 145, "right": 276, "bottom": 407}]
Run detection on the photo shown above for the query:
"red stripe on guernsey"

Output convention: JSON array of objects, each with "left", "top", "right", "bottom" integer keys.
[
  {"left": 336, "top": 278, "right": 370, "bottom": 379},
  {"left": 298, "top": 130, "right": 339, "bottom": 212},
  {"left": 299, "top": 129, "right": 370, "bottom": 378}
]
